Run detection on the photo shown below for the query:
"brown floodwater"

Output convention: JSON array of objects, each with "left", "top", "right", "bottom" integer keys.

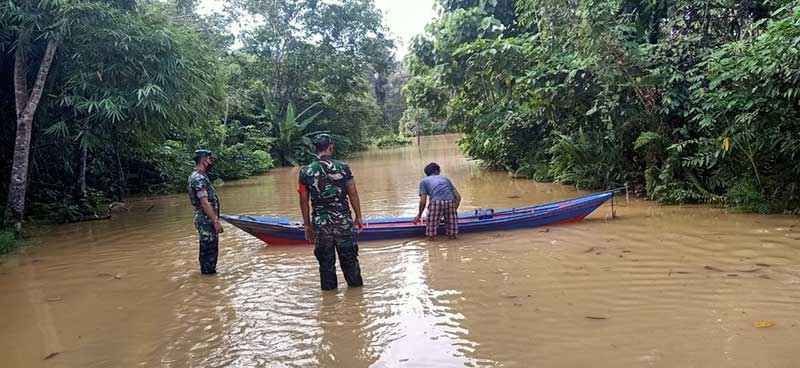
[{"left": 1, "top": 134, "right": 799, "bottom": 368}]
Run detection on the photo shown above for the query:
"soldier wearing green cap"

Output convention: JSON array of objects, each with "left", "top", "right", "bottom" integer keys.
[
  {"left": 298, "top": 134, "right": 364, "bottom": 290},
  {"left": 188, "top": 149, "right": 223, "bottom": 274}
]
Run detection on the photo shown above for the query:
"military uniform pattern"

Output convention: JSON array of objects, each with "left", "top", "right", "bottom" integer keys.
[
  {"left": 188, "top": 170, "right": 219, "bottom": 274},
  {"left": 299, "top": 156, "right": 363, "bottom": 290}
]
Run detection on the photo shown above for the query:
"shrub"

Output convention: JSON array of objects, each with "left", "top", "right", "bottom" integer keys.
[{"left": 373, "top": 134, "right": 412, "bottom": 149}]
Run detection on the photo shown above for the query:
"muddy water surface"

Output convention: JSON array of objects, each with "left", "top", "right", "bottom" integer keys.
[{"left": 1, "top": 135, "right": 799, "bottom": 368}]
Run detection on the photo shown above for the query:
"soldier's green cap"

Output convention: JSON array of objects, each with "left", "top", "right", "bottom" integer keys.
[
  {"left": 194, "top": 149, "right": 216, "bottom": 160},
  {"left": 312, "top": 134, "right": 334, "bottom": 148}
]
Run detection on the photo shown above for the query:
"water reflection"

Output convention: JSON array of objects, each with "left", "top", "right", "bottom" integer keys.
[
  {"left": 364, "top": 241, "right": 492, "bottom": 367},
  {"left": 160, "top": 268, "right": 238, "bottom": 367},
  {"left": 317, "top": 288, "right": 374, "bottom": 367}
]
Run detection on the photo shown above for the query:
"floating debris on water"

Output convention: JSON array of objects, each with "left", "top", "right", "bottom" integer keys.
[
  {"left": 753, "top": 321, "right": 773, "bottom": 328},
  {"left": 98, "top": 273, "right": 122, "bottom": 280}
]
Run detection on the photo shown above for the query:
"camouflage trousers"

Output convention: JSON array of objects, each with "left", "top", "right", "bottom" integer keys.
[
  {"left": 313, "top": 230, "right": 363, "bottom": 290},
  {"left": 194, "top": 214, "right": 219, "bottom": 274}
]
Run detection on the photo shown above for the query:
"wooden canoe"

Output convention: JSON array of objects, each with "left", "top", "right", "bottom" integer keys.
[{"left": 221, "top": 191, "right": 613, "bottom": 245}]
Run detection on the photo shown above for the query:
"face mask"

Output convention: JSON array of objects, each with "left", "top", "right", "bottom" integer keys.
[{"left": 206, "top": 160, "right": 221, "bottom": 181}]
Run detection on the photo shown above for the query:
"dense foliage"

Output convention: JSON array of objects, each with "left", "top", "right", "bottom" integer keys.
[
  {"left": 406, "top": 0, "right": 800, "bottom": 213},
  {"left": 0, "top": 230, "right": 20, "bottom": 255},
  {"left": 0, "top": 0, "right": 400, "bottom": 227},
  {"left": 398, "top": 106, "right": 449, "bottom": 136},
  {"left": 373, "top": 134, "right": 412, "bottom": 148}
]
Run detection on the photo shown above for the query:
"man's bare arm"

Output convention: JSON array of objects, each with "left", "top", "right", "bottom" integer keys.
[
  {"left": 453, "top": 187, "right": 462, "bottom": 209},
  {"left": 299, "top": 191, "right": 314, "bottom": 243},
  {"left": 346, "top": 183, "right": 364, "bottom": 232},
  {"left": 413, "top": 195, "right": 427, "bottom": 224}
]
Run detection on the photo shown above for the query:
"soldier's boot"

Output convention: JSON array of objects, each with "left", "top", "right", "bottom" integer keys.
[
  {"left": 199, "top": 230, "right": 218, "bottom": 274},
  {"left": 337, "top": 238, "right": 363, "bottom": 288},
  {"left": 315, "top": 239, "right": 338, "bottom": 290}
]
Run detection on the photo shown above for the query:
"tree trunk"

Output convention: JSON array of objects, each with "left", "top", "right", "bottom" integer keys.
[
  {"left": 223, "top": 97, "right": 229, "bottom": 127},
  {"left": 6, "top": 37, "right": 61, "bottom": 231},
  {"left": 374, "top": 72, "right": 389, "bottom": 131},
  {"left": 416, "top": 117, "right": 421, "bottom": 146},
  {"left": 78, "top": 144, "right": 88, "bottom": 197},
  {"left": 115, "top": 147, "right": 126, "bottom": 201},
  {"left": 14, "top": 39, "right": 29, "bottom": 118}
]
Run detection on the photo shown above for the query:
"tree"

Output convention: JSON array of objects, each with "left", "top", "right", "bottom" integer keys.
[
  {"left": 0, "top": 0, "right": 399, "bottom": 226},
  {"left": 2, "top": 1, "right": 104, "bottom": 230},
  {"left": 230, "top": 0, "right": 395, "bottom": 152},
  {"left": 272, "top": 102, "right": 323, "bottom": 166},
  {"left": 404, "top": 0, "right": 800, "bottom": 212},
  {"left": 1, "top": 0, "right": 224, "bottom": 228}
]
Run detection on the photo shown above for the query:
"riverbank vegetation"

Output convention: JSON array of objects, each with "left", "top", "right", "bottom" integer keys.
[
  {"left": 1, "top": 0, "right": 405, "bottom": 230},
  {"left": 406, "top": 0, "right": 800, "bottom": 214},
  {"left": 0, "top": 230, "right": 21, "bottom": 255},
  {"left": 373, "top": 134, "right": 412, "bottom": 149},
  {"left": 3, "top": 0, "right": 796, "bottom": 240},
  {"left": 399, "top": 107, "right": 449, "bottom": 136}
]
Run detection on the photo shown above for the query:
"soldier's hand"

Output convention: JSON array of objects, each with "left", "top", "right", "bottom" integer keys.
[
  {"left": 354, "top": 217, "right": 364, "bottom": 233},
  {"left": 214, "top": 220, "right": 224, "bottom": 234},
  {"left": 412, "top": 215, "right": 420, "bottom": 225},
  {"left": 304, "top": 225, "right": 315, "bottom": 244}
]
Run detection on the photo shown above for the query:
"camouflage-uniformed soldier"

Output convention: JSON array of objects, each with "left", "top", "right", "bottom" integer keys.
[
  {"left": 298, "top": 134, "right": 364, "bottom": 290},
  {"left": 188, "top": 149, "right": 223, "bottom": 275}
]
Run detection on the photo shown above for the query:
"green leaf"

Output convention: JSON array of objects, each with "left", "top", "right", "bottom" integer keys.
[{"left": 44, "top": 121, "right": 70, "bottom": 139}]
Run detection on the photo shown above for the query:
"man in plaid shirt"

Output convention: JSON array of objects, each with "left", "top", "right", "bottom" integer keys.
[{"left": 412, "top": 163, "right": 462, "bottom": 240}]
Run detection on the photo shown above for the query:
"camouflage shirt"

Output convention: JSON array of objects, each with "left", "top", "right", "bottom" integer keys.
[
  {"left": 298, "top": 155, "right": 355, "bottom": 231},
  {"left": 188, "top": 169, "right": 219, "bottom": 218}
]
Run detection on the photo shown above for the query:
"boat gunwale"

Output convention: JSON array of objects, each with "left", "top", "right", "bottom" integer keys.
[{"left": 221, "top": 191, "right": 613, "bottom": 235}]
